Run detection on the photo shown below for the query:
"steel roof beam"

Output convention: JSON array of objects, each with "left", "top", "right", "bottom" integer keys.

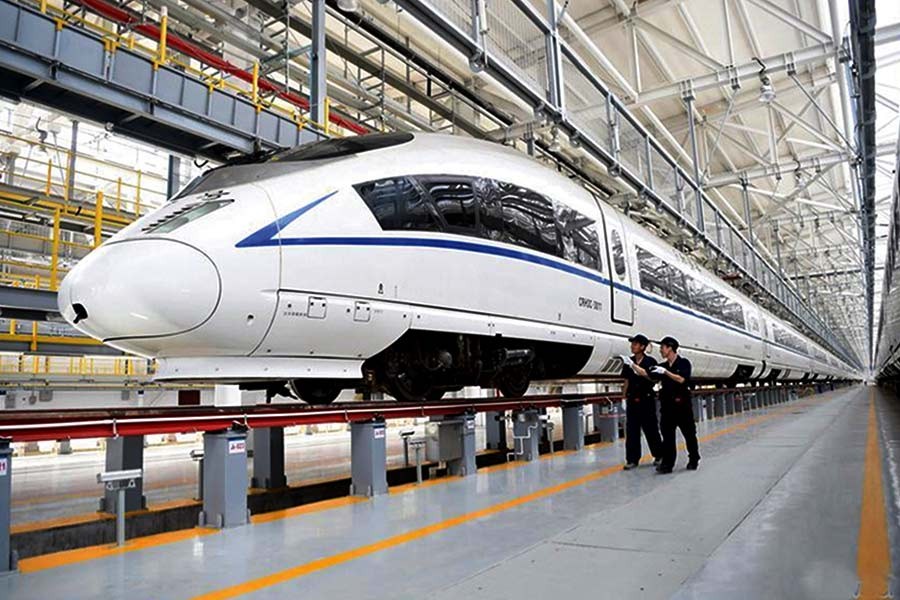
[{"left": 631, "top": 43, "right": 839, "bottom": 106}]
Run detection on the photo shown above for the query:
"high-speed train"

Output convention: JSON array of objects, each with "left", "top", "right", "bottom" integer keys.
[{"left": 59, "top": 132, "right": 856, "bottom": 403}]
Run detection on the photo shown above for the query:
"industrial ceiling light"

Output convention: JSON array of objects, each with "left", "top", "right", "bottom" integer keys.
[
  {"left": 754, "top": 57, "right": 775, "bottom": 103},
  {"left": 337, "top": 0, "right": 360, "bottom": 11},
  {"left": 548, "top": 127, "right": 561, "bottom": 152},
  {"left": 758, "top": 74, "right": 776, "bottom": 103}
]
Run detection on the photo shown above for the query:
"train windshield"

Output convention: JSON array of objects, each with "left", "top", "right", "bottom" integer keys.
[{"left": 172, "top": 132, "right": 414, "bottom": 200}]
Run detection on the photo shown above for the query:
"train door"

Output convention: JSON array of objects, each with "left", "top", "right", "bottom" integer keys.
[{"left": 599, "top": 208, "right": 634, "bottom": 325}]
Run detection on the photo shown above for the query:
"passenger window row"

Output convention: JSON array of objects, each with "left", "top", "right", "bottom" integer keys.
[
  {"left": 636, "top": 246, "right": 746, "bottom": 330},
  {"left": 355, "top": 175, "right": 603, "bottom": 271},
  {"left": 772, "top": 324, "right": 809, "bottom": 355}
]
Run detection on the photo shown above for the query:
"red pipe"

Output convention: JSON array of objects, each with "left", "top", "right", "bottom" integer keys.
[{"left": 74, "top": 0, "right": 370, "bottom": 136}]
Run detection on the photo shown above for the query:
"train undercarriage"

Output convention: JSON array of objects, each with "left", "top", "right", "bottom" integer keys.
[{"left": 249, "top": 331, "right": 593, "bottom": 404}]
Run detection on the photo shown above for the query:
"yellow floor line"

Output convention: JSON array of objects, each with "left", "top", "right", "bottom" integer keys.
[
  {"left": 856, "top": 390, "right": 891, "bottom": 599},
  {"left": 18, "top": 527, "right": 217, "bottom": 574},
  {"left": 250, "top": 496, "right": 367, "bottom": 524},
  {"left": 191, "top": 403, "right": 802, "bottom": 600}
]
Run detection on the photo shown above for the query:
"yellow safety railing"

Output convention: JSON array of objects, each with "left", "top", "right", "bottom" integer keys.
[
  {"left": 28, "top": 0, "right": 342, "bottom": 137},
  {"left": 0, "top": 353, "right": 152, "bottom": 377},
  {"left": 1, "top": 132, "right": 163, "bottom": 219}
]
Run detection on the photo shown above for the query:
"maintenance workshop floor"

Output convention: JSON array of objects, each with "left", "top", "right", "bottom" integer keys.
[{"left": 1, "top": 385, "right": 896, "bottom": 600}]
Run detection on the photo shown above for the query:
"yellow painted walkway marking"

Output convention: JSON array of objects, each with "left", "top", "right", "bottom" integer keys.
[
  {"left": 192, "top": 405, "right": 802, "bottom": 600},
  {"left": 18, "top": 527, "right": 217, "bottom": 574},
  {"left": 250, "top": 496, "right": 366, "bottom": 524},
  {"left": 856, "top": 391, "right": 891, "bottom": 600}
]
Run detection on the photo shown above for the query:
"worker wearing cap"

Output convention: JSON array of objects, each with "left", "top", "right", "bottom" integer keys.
[
  {"left": 650, "top": 336, "right": 700, "bottom": 473},
  {"left": 620, "top": 334, "right": 663, "bottom": 470}
]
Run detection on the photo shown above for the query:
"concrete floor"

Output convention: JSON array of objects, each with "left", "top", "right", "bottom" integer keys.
[{"left": 2, "top": 385, "right": 895, "bottom": 600}]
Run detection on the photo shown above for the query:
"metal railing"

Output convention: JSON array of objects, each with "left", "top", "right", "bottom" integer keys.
[
  {"left": 396, "top": 0, "right": 856, "bottom": 367},
  {"left": 0, "top": 353, "right": 150, "bottom": 377}
]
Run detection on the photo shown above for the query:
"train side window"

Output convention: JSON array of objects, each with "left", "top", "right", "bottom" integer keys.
[
  {"left": 611, "top": 230, "right": 626, "bottom": 278},
  {"left": 496, "top": 182, "right": 558, "bottom": 256},
  {"left": 355, "top": 177, "right": 442, "bottom": 231},
  {"left": 418, "top": 176, "right": 478, "bottom": 235},
  {"left": 687, "top": 276, "right": 712, "bottom": 315},
  {"left": 477, "top": 179, "right": 504, "bottom": 241},
  {"left": 666, "top": 266, "right": 691, "bottom": 306},
  {"left": 556, "top": 206, "right": 600, "bottom": 269},
  {"left": 636, "top": 247, "right": 667, "bottom": 297},
  {"left": 722, "top": 300, "right": 745, "bottom": 329}
]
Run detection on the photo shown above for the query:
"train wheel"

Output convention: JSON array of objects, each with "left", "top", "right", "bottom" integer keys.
[
  {"left": 289, "top": 379, "right": 341, "bottom": 404},
  {"left": 496, "top": 367, "right": 530, "bottom": 398},
  {"left": 387, "top": 371, "right": 431, "bottom": 402}
]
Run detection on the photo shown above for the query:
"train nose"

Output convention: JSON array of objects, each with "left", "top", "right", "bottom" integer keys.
[{"left": 59, "top": 239, "right": 220, "bottom": 341}]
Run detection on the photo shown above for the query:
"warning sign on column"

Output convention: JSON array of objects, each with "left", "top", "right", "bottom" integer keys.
[
  {"left": 0, "top": 458, "right": 7, "bottom": 477},
  {"left": 228, "top": 440, "right": 246, "bottom": 454}
]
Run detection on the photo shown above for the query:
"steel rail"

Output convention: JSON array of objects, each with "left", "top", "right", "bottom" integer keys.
[{"left": 0, "top": 384, "right": 826, "bottom": 442}]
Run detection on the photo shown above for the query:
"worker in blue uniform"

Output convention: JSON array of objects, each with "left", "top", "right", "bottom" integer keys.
[
  {"left": 619, "top": 334, "right": 662, "bottom": 470},
  {"left": 651, "top": 336, "right": 700, "bottom": 473}
]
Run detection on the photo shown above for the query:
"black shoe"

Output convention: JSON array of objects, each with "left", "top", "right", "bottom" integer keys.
[
  {"left": 653, "top": 457, "right": 662, "bottom": 466},
  {"left": 686, "top": 460, "right": 700, "bottom": 471},
  {"left": 655, "top": 465, "right": 673, "bottom": 474},
  {"left": 623, "top": 462, "right": 639, "bottom": 471}
]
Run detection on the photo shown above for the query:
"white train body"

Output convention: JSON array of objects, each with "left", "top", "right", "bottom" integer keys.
[{"left": 59, "top": 133, "right": 855, "bottom": 401}]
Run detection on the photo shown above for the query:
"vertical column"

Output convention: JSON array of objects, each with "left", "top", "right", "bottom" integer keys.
[
  {"left": 65, "top": 120, "right": 78, "bottom": 202},
  {"left": 704, "top": 395, "right": 714, "bottom": 420},
  {"left": 725, "top": 393, "right": 735, "bottom": 415},
  {"left": 200, "top": 429, "right": 249, "bottom": 528},
  {"left": 735, "top": 392, "right": 744, "bottom": 412},
  {"left": 447, "top": 415, "right": 477, "bottom": 477},
  {"left": 309, "top": 0, "right": 327, "bottom": 131},
  {"left": 199, "top": 429, "right": 248, "bottom": 528},
  {"left": 595, "top": 402, "right": 619, "bottom": 443},
  {"left": 692, "top": 396, "right": 702, "bottom": 422},
  {"left": 350, "top": 420, "right": 387, "bottom": 496},
  {"left": 251, "top": 427, "right": 286, "bottom": 489},
  {"left": 485, "top": 411, "right": 507, "bottom": 450},
  {"left": 0, "top": 438, "right": 12, "bottom": 574},
  {"left": 100, "top": 436, "right": 146, "bottom": 513},
  {"left": 714, "top": 394, "right": 726, "bottom": 417},
  {"left": 511, "top": 410, "right": 541, "bottom": 461},
  {"left": 562, "top": 403, "right": 585, "bottom": 451},
  {"left": 166, "top": 155, "right": 181, "bottom": 198}
]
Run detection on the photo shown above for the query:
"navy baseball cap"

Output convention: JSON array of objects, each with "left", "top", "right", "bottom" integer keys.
[
  {"left": 628, "top": 334, "right": 650, "bottom": 345},
  {"left": 659, "top": 336, "right": 679, "bottom": 350}
]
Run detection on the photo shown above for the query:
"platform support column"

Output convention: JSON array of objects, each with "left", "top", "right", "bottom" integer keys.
[
  {"left": 704, "top": 395, "right": 714, "bottom": 420},
  {"left": 198, "top": 429, "right": 248, "bottom": 528},
  {"left": 736, "top": 393, "right": 744, "bottom": 412},
  {"left": 448, "top": 415, "right": 477, "bottom": 477},
  {"left": 350, "top": 420, "right": 387, "bottom": 496},
  {"left": 724, "top": 393, "right": 734, "bottom": 415},
  {"left": 562, "top": 403, "right": 585, "bottom": 451},
  {"left": 0, "top": 438, "right": 13, "bottom": 574},
  {"left": 251, "top": 427, "right": 286, "bottom": 489},
  {"left": 595, "top": 402, "right": 619, "bottom": 443},
  {"left": 100, "top": 436, "right": 146, "bottom": 513},
  {"left": 691, "top": 396, "right": 702, "bottom": 421},
  {"left": 485, "top": 411, "right": 507, "bottom": 450},
  {"left": 511, "top": 410, "right": 541, "bottom": 461},
  {"left": 713, "top": 394, "right": 726, "bottom": 417}
]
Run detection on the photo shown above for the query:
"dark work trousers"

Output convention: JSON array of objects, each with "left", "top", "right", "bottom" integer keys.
[
  {"left": 625, "top": 396, "right": 662, "bottom": 464},
  {"left": 659, "top": 399, "right": 700, "bottom": 469}
]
